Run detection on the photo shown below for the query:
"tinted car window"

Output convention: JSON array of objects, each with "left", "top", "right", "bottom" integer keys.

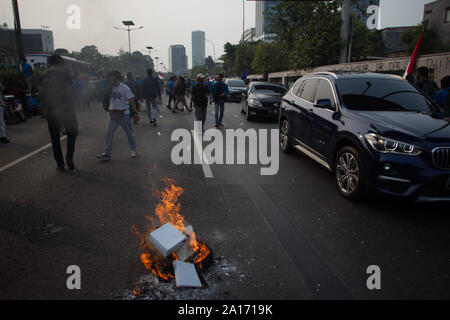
[
  {"left": 227, "top": 80, "right": 246, "bottom": 87},
  {"left": 314, "top": 79, "right": 336, "bottom": 108},
  {"left": 301, "top": 79, "right": 319, "bottom": 102},
  {"left": 253, "top": 85, "right": 286, "bottom": 94},
  {"left": 292, "top": 80, "right": 304, "bottom": 97},
  {"left": 336, "top": 78, "right": 436, "bottom": 112}
]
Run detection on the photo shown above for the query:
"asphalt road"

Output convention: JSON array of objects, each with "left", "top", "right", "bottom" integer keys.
[{"left": 0, "top": 96, "right": 449, "bottom": 300}]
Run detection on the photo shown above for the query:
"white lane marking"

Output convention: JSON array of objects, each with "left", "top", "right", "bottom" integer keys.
[
  {"left": 191, "top": 130, "right": 213, "bottom": 179},
  {"left": 0, "top": 136, "right": 67, "bottom": 173}
]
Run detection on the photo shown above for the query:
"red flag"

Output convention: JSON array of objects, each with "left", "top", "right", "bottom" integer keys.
[{"left": 403, "top": 27, "right": 425, "bottom": 79}]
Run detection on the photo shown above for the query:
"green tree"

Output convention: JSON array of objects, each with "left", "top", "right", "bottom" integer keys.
[
  {"left": 204, "top": 56, "right": 215, "bottom": 73},
  {"left": 402, "top": 22, "right": 450, "bottom": 55},
  {"left": 251, "top": 41, "right": 288, "bottom": 74},
  {"left": 191, "top": 64, "right": 208, "bottom": 77}
]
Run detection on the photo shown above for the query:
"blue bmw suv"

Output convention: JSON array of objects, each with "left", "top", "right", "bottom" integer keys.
[{"left": 279, "top": 72, "right": 450, "bottom": 201}]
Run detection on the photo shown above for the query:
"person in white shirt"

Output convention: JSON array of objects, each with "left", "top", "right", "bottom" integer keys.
[{"left": 96, "top": 71, "right": 140, "bottom": 160}]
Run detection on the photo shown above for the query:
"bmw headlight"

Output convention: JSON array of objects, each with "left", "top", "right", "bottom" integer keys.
[
  {"left": 249, "top": 98, "right": 262, "bottom": 107},
  {"left": 364, "top": 133, "right": 422, "bottom": 156}
]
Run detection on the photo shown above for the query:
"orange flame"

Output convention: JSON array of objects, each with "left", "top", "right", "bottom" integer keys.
[{"left": 132, "top": 178, "right": 210, "bottom": 279}]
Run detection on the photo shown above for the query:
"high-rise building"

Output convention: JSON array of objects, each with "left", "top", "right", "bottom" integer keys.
[
  {"left": 191, "top": 30, "right": 205, "bottom": 67},
  {"left": 168, "top": 45, "right": 188, "bottom": 75},
  {"left": 255, "top": 0, "right": 278, "bottom": 42}
]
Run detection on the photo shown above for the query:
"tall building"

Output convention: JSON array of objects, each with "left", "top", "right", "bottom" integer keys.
[
  {"left": 191, "top": 30, "right": 205, "bottom": 67},
  {"left": 0, "top": 28, "right": 54, "bottom": 54},
  {"left": 168, "top": 45, "right": 188, "bottom": 75},
  {"left": 424, "top": 0, "right": 450, "bottom": 46},
  {"left": 255, "top": 0, "right": 278, "bottom": 42}
]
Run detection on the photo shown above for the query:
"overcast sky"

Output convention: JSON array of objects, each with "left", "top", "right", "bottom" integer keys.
[{"left": 0, "top": 0, "right": 436, "bottom": 69}]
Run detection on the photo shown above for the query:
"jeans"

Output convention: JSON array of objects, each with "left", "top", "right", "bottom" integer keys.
[
  {"left": 145, "top": 98, "right": 159, "bottom": 122},
  {"left": 0, "top": 106, "right": 6, "bottom": 138},
  {"left": 105, "top": 112, "right": 136, "bottom": 156},
  {"left": 214, "top": 100, "right": 225, "bottom": 124},
  {"left": 47, "top": 110, "right": 78, "bottom": 167}
]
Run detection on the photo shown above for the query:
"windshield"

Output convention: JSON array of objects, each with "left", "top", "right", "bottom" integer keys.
[
  {"left": 336, "top": 78, "right": 437, "bottom": 112},
  {"left": 227, "top": 80, "right": 246, "bottom": 87},
  {"left": 253, "top": 85, "right": 286, "bottom": 94}
]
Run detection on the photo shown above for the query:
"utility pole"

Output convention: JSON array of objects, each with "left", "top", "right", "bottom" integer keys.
[
  {"left": 340, "top": 0, "right": 351, "bottom": 63},
  {"left": 242, "top": 0, "right": 245, "bottom": 42},
  {"left": 11, "top": 0, "right": 24, "bottom": 60}
]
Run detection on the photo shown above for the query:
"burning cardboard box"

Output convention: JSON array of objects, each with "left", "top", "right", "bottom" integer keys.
[
  {"left": 173, "top": 260, "right": 202, "bottom": 288},
  {"left": 149, "top": 223, "right": 186, "bottom": 257}
]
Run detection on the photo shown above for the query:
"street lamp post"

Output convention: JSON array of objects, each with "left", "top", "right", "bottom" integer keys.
[
  {"left": 205, "top": 38, "right": 216, "bottom": 62},
  {"left": 154, "top": 57, "right": 160, "bottom": 72},
  {"left": 114, "top": 20, "right": 143, "bottom": 54}
]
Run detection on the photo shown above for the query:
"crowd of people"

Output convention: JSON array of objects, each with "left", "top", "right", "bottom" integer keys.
[
  {"left": 2, "top": 53, "right": 449, "bottom": 173},
  {"left": 0, "top": 53, "right": 232, "bottom": 171}
]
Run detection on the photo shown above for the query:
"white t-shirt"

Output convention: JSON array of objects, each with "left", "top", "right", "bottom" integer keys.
[{"left": 109, "top": 82, "right": 134, "bottom": 114}]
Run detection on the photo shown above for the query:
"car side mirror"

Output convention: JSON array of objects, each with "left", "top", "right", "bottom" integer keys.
[{"left": 315, "top": 99, "right": 333, "bottom": 110}]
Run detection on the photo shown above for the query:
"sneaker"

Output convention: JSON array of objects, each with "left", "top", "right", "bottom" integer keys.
[
  {"left": 96, "top": 153, "right": 111, "bottom": 160},
  {"left": 131, "top": 151, "right": 137, "bottom": 158},
  {"left": 152, "top": 119, "right": 158, "bottom": 127},
  {"left": 0, "top": 137, "right": 10, "bottom": 144},
  {"left": 219, "top": 123, "right": 224, "bottom": 127},
  {"left": 215, "top": 123, "right": 220, "bottom": 128},
  {"left": 150, "top": 120, "right": 154, "bottom": 125},
  {"left": 56, "top": 165, "right": 65, "bottom": 172}
]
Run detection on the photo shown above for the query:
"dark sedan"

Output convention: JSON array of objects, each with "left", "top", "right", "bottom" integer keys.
[
  {"left": 225, "top": 79, "right": 247, "bottom": 102},
  {"left": 279, "top": 72, "right": 450, "bottom": 201},
  {"left": 241, "top": 82, "right": 287, "bottom": 121}
]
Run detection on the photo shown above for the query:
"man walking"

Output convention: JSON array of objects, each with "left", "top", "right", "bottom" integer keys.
[
  {"left": 141, "top": 69, "right": 162, "bottom": 126},
  {"left": 190, "top": 74, "right": 210, "bottom": 132},
  {"left": 124, "top": 72, "right": 141, "bottom": 112},
  {"left": 166, "top": 76, "right": 176, "bottom": 111},
  {"left": 39, "top": 54, "right": 77, "bottom": 171},
  {"left": 210, "top": 73, "right": 229, "bottom": 128},
  {"left": 173, "top": 76, "right": 192, "bottom": 112},
  {"left": 96, "top": 71, "right": 140, "bottom": 160}
]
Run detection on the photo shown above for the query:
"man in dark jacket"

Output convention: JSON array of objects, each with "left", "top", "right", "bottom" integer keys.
[
  {"left": 173, "top": 76, "right": 192, "bottom": 112},
  {"left": 125, "top": 73, "right": 141, "bottom": 111},
  {"left": 39, "top": 54, "right": 78, "bottom": 172},
  {"left": 141, "top": 69, "right": 161, "bottom": 126},
  {"left": 190, "top": 74, "right": 210, "bottom": 131}
]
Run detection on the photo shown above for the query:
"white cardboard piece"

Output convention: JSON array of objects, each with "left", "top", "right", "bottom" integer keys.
[
  {"left": 173, "top": 260, "right": 202, "bottom": 288},
  {"left": 149, "top": 223, "right": 186, "bottom": 257}
]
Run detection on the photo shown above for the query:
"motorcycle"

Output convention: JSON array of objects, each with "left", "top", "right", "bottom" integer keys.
[{"left": 3, "top": 95, "right": 26, "bottom": 125}]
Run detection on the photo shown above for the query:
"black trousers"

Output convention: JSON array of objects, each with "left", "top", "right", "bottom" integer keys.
[{"left": 47, "top": 111, "right": 78, "bottom": 167}]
